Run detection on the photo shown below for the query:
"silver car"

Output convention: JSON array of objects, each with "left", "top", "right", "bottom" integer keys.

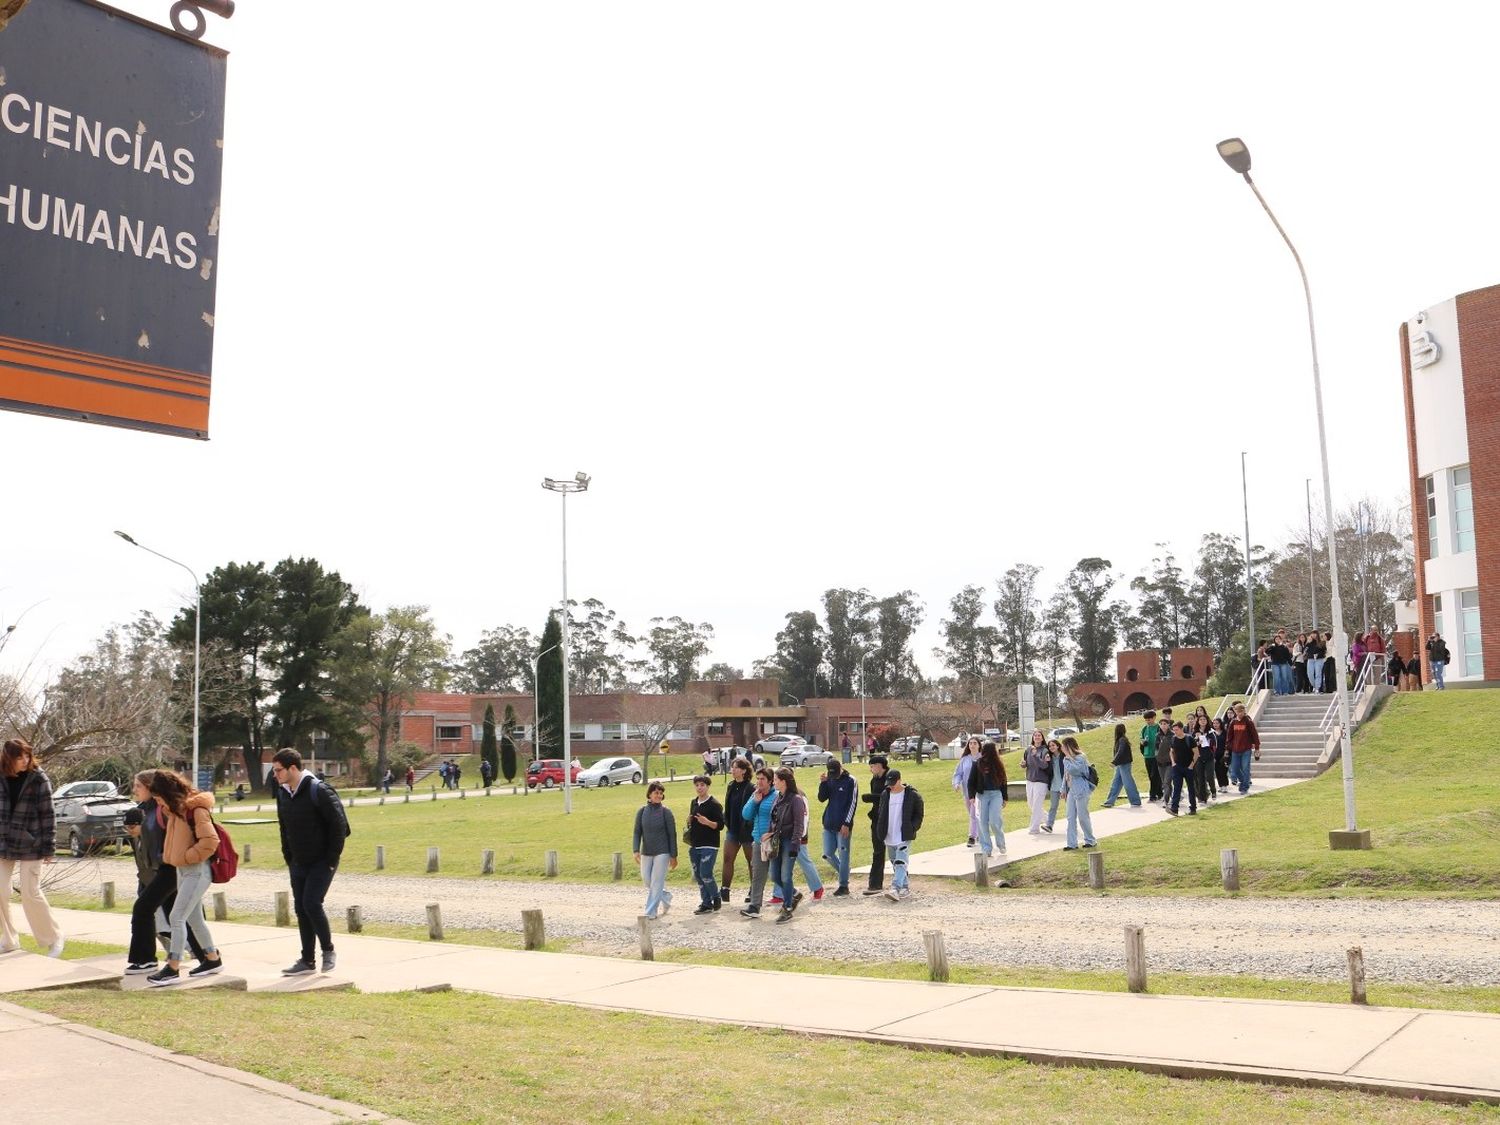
[
  {"left": 578, "top": 757, "right": 643, "bottom": 788},
  {"left": 778, "top": 744, "right": 836, "bottom": 768}
]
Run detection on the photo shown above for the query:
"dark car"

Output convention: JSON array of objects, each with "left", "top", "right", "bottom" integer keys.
[{"left": 53, "top": 790, "right": 135, "bottom": 856}]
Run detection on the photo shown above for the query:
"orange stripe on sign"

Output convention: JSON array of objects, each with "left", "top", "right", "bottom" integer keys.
[
  {"left": 0, "top": 334, "right": 212, "bottom": 388},
  {"left": 0, "top": 358, "right": 210, "bottom": 437}
]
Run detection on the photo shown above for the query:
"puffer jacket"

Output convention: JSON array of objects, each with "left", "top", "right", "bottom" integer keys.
[
  {"left": 162, "top": 791, "right": 219, "bottom": 868},
  {"left": 0, "top": 768, "right": 55, "bottom": 860}
]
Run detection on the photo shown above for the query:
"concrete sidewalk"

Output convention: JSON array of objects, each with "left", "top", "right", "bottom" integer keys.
[{"left": 6, "top": 907, "right": 1497, "bottom": 1106}]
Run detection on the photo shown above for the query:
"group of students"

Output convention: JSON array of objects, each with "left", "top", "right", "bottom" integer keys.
[
  {"left": 1131, "top": 704, "right": 1262, "bottom": 815},
  {"left": 1261, "top": 626, "right": 1451, "bottom": 695},
  {"left": 631, "top": 753, "right": 928, "bottom": 924}
]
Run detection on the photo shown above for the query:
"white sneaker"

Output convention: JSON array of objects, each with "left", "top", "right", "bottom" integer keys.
[
  {"left": 46, "top": 938, "right": 65, "bottom": 959},
  {"left": 0, "top": 941, "right": 18, "bottom": 954},
  {"left": 883, "top": 887, "right": 900, "bottom": 902},
  {"left": 897, "top": 887, "right": 911, "bottom": 900}
]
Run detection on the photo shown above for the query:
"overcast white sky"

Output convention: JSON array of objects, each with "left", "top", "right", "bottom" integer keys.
[{"left": 4, "top": 0, "right": 1497, "bottom": 687}]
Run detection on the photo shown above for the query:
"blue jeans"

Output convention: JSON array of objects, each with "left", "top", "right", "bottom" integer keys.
[
  {"left": 1065, "top": 787, "right": 1095, "bottom": 847},
  {"left": 1431, "top": 660, "right": 1446, "bottom": 689},
  {"left": 794, "top": 846, "right": 823, "bottom": 894},
  {"left": 167, "top": 861, "right": 216, "bottom": 964},
  {"left": 640, "top": 852, "right": 672, "bottom": 918},
  {"left": 775, "top": 849, "right": 800, "bottom": 904},
  {"left": 1169, "top": 765, "right": 1197, "bottom": 813},
  {"left": 885, "top": 842, "right": 910, "bottom": 890},
  {"left": 1229, "top": 750, "right": 1253, "bottom": 792},
  {"left": 1272, "top": 663, "right": 1293, "bottom": 694},
  {"left": 822, "top": 828, "right": 852, "bottom": 890},
  {"left": 689, "top": 846, "right": 719, "bottom": 908},
  {"left": 1045, "top": 787, "right": 1062, "bottom": 828},
  {"left": 976, "top": 790, "right": 1006, "bottom": 855},
  {"left": 1102, "top": 765, "right": 1141, "bottom": 807},
  {"left": 1308, "top": 659, "right": 1323, "bottom": 692}
]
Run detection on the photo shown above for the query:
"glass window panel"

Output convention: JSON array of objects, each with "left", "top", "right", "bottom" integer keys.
[{"left": 1460, "top": 590, "right": 1483, "bottom": 677}]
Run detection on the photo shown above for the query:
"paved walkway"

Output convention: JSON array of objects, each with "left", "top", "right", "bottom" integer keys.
[
  {"left": 873, "top": 777, "right": 1304, "bottom": 878},
  {"left": 3, "top": 907, "right": 1495, "bottom": 1106}
]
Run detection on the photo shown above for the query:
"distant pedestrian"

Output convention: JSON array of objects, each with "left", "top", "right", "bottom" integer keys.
[
  {"left": 0, "top": 738, "right": 63, "bottom": 958},
  {"left": 1059, "top": 737, "right": 1097, "bottom": 848},
  {"left": 404, "top": 766, "right": 415, "bottom": 792},
  {"left": 1426, "top": 633, "right": 1451, "bottom": 690},
  {"left": 1387, "top": 648, "right": 1406, "bottom": 690},
  {"left": 1405, "top": 643, "right": 1423, "bottom": 692},
  {"left": 1100, "top": 722, "right": 1141, "bottom": 808},
  {"left": 702, "top": 747, "right": 716, "bottom": 776},
  {"left": 273, "top": 749, "right": 347, "bottom": 975},
  {"left": 1268, "top": 630, "right": 1294, "bottom": 695},
  {"left": 480, "top": 758, "right": 494, "bottom": 788},
  {"left": 686, "top": 776, "right": 724, "bottom": 915},
  {"left": 1211, "top": 717, "right": 1230, "bottom": 789},
  {"left": 1023, "top": 730, "right": 1051, "bottom": 834},
  {"left": 967, "top": 741, "right": 1008, "bottom": 857},
  {"left": 720, "top": 758, "right": 755, "bottom": 902},
  {"left": 953, "top": 737, "right": 981, "bottom": 847},
  {"left": 1305, "top": 632, "right": 1327, "bottom": 693},
  {"left": 437, "top": 761, "right": 449, "bottom": 789},
  {"left": 1042, "top": 739, "right": 1066, "bottom": 834},
  {"left": 1224, "top": 702, "right": 1260, "bottom": 794},
  {"left": 451, "top": 761, "right": 462, "bottom": 789},
  {"left": 632, "top": 781, "right": 677, "bottom": 920},
  {"left": 740, "top": 768, "right": 776, "bottom": 917},
  {"left": 841, "top": 733, "right": 851, "bottom": 759},
  {"left": 817, "top": 757, "right": 859, "bottom": 896},
  {"left": 1321, "top": 632, "right": 1338, "bottom": 694},
  {"left": 381, "top": 769, "right": 393, "bottom": 795},
  {"left": 145, "top": 769, "right": 223, "bottom": 985},
  {"left": 875, "top": 769, "right": 924, "bottom": 901},
  {"left": 859, "top": 755, "right": 890, "bottom": 895},
  {"left": 1165, "top": 722, "right": 1198, "bottom": 817}
]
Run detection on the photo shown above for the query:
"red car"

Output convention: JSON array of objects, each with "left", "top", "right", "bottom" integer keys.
[{"left": 526, "top": 759, "right": 583, "bottom": 789}]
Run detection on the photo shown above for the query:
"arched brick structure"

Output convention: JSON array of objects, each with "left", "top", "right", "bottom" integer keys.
[{"left": 1067, "top": 647, "right": 1215, "bottom": 716}]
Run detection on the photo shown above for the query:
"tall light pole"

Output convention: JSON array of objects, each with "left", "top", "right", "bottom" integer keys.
[
  {"left": 1356, "top": 500, "right": 1371, "bottom": 636},
  {"left": 1241, "top": 451, "right": 1255, "bottom": 665},
  {"left": 1215, "top": 137, "right": 1367, "bottom": 850},
  {"left": 541, "top": 472, "right": 590, "bottom": 814},
  {"left": 116, "top": 531, "right": 201, "bottom": 788},
  {"left": 1306, "top": 478, "right": 1319, "bottom": 632},
  {"left": 858, "top": 652, "right": 866, "bottom": 755}
]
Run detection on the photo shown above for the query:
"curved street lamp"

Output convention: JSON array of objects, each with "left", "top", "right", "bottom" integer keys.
[{"left": 1213, "top": 138, "right": 1368, "bottom": 850}]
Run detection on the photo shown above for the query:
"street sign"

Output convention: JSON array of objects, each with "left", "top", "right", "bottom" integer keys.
[
  {"left": 0, "top": 0, "right": 227, "bottom": 439},
  {"left": 1017, "top": 683, "right": 1035, "bottom": 739}
]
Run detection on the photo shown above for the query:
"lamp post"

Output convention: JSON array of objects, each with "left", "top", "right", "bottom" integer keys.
[
  {"left": 1215, "top": 137, "right": 1367, "bottom": 850},
  {"left": 115, "top": 531, "right": 201, "bottom": 788},
  {"left": 1241, "top": 450, "right": 1255, "bottom": 665},
  {"left": 541, "top": 472, "right": 590, "bottom": 814},
  {"left": 1306, "top": 478, "right": 1319, "bottom": 632},
  {"left": 858, "top": 652, "right": 866, "bottom": 756}
]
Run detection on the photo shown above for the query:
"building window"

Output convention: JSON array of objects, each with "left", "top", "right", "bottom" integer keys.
[
  {"left": 706, "top": 721, "right": 726, "bottom": 735},
  {"left": 570, "top": 724, "right": 587, "bottom": 740},
  {"left": 1424, "top": 476, "right": 1438, "bottom": 558},
  {"left": 601, "top": 723, "right": 623, "bottom": 741},
  {"left": 1452, "top": 466, "right": 1474, "bottom": 553},
  {"left": 775, "top": 721, "right": 800, "bottom": 734},
  {"left": 1432, "top": 593, "right": 1444, "bottom": 640},
  {"left": 1460, "top": 589, "right": 1483, "bottom": 677},
  {"left": 436, "top": 725, "right": 463, "bottom": 741}
]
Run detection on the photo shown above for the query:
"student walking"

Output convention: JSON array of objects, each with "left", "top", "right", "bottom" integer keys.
[
  {"left": 952, "top": 738, "right": 982, "bottom": 847},
  {"left": 1426, "top": 633, "right": 1451, "bottom": 689},
  {"left": 404, "top": 766, "right": 415, "bottom": 792},
  {"left": 1211, "top": 717, "right": 1230, "bottom": 789},
  {"left": 1165, "top": 722, "right": 1199, "bottom": 816},
  {"left": 1139, "top": 711, "right": 1162, "bottom": 803},
  {"left": 740, "top": 768, "right": 776, "bottom": 917},
  {"left": 1059, "top": 737, "right": 1097, "bottom": 849},
  {"left": 1224, "top": 702, "right": 1261, "bottom": 794},
  {"left": 859, "top": 756, "right": 890, "bottom": 896},
  {"left": 1192, "top": 716, "right": 1218, "bottom": 804},
  {"left": 121, "top": 771, "right": 206, "bottom": 975},
  {"left": 720, "top": 758, "right": 755, "bottom": 902},
  {"left": 1100, "top": 723, "right": 1141, "bottom": 808},
  {"left": 272, "top": 749, "right": 348, "bottom": 974},
  {"left": 0, "top": 738, "right": 63, "bottom": 958},
  {"left": 817, "top": 758, "right": 859, "bottom": 896},
  {"left": 686, "top": 776, "right": 724, "bottom": 915},
  {"left": 632, "top": 781, "right": 677, "bottom": 920},
  {"left": 967, "top": 741, "right": 1009, "bottom": 857},
  {"left": 1023, "top": 731, "right": 1051, "bottom": 834},
  {"left": 145, "top": 770, "right": 223, "bottom": 986},
  {"left": 874, "top": 770, "right": 924, "bottom": 901}
]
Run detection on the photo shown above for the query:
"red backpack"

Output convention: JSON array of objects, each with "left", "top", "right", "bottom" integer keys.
[{"left": 189, "top": 806, "right": 239, "bottom": 884}]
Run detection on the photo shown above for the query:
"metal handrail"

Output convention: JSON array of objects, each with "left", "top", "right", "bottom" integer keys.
[
  {"left": 1318, "top": 651, "right": 1381, "bottom": 735},
  {"left": 1214, "top": 658, "right": 1268, "bottom": 722}
]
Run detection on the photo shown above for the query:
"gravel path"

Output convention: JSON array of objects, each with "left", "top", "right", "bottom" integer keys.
[{"left": 199, "top": 864, "right": 1500, "bottom": 988}]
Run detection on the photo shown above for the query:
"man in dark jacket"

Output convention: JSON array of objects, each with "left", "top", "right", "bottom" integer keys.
[
  {"left": 272, "top": 748, "right": 347, "bottom": 975},
  {"left": 860, "top": 755, "right": 890, "bottom": 896},
  {"left": 817, "top": 758, "right": 859, "bottom": 896},
  {"left": 874, "top": 770, "right": 924, "bottom": 902},
  {"left": 686, "top": 775, "right": 725, "bottom": 915}
]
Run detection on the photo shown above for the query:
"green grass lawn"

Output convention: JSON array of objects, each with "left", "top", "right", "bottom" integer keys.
[
  {"left": 14, "top": 988, "right": 1499, "bottom": 1124},
  {"left": 1013, "top": 689, "right": 1500, "bottom": 896}
]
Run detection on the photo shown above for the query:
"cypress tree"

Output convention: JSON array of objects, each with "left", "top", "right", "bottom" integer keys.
[
  {"left": 535, "top": 612, "right": 564, "bottom": 758},
  {"left": 500, "top": 704, "right": 519, "bottom": 783},
  {"left": 480, "top": 704, "right": 499, "bottom": 785}
]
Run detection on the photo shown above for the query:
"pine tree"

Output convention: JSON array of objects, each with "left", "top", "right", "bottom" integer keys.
[
  {"left": 535, "top": 613, "right": 563, "bottom": 758},
  {"left": 480, "top": 703, "right": 499, "bottom": 786}
]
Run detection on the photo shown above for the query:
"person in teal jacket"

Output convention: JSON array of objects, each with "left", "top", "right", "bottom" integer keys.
[{"left": 739, "top": 767, "right": 777, "bottom": 917}]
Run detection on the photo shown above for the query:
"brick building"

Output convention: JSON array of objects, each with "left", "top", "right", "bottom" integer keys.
[
  {"left": 1068, "top": 648, "right": 1213, "bottom": 717},
  {"left": 1400, "top": 283, "right": 1497, "bottom": 683}
]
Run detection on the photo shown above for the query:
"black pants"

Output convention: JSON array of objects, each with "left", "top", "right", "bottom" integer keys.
[
  {"left": 867, "top": 822, "right": 885, "bottom": 890},
  {"left": 1145, "top": 757, "right": 1163, "bottom": 801},
  {"left": 289, "top": 862, "right": 336, "bottom": 961},
  {"left": 1215, "top": 751, "right": 1229, "bottom": 789},
  {"left": 1195, "top": 757, "right": 1217, "bottom": 800},
  {"left": 130, "top": 865, "right": 205, "bottom": 964}
]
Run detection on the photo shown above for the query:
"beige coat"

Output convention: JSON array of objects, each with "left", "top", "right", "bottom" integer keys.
[{"left": 162, "top": 790, "right": 219, "bottom": 868}]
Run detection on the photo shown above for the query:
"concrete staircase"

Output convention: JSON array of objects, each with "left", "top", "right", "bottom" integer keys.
[{"left": 1253, "top": 694, "right": 1333, "bottom": 778}]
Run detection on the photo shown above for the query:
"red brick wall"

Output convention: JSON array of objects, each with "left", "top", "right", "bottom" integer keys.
[{"left": 1457, "top": 284, "right": 1500, "bottom": 680}]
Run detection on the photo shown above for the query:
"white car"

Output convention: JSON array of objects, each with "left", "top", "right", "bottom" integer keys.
[
  {"left": 779, "top": 744, "right": 836, "bottom": 768},
  {"left": 52, "top": 780, "right": 120, "bottom": 803},
  {"left": 753, "top": 734, "right": 805, "bottom": 756},
  {"left": 577, "top": 757, "right": 643, "bottom": 788},
  {"left": 1048, "top": 726, "right": 1080, "bottom": 740}
]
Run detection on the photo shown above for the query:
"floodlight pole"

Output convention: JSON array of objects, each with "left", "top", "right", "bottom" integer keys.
[{"left": 542, "top": 474, "right": 590, "bottom": 814}]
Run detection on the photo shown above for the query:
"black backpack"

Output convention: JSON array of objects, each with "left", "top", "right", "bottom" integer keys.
[{"left": 313, "top": 778, "right": 352, "bottom": 838}]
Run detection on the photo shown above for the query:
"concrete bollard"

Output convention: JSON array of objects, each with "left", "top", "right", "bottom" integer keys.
[
  {"left": 522, "top": 909, "right": 545, "bottom": 951},
  {"left": 459, "top": 788, "right": 465, "bottom": 800},
  {"left": 1220, "top": 848, "right": 1240, "bottom": 892},
  {"left": 612, "top": 852, "right": 624, "bottom": 881},
  {"left": 100, "top": 881, "right": 115, "bottom": 909},
  {"left": 923, "top": 930, "right": 950, "bottom": 982},
  {"left": 973, "top": 852, "right": 989, "bottom": 888},
  {"left": 637, "top": 916, "right": 655, "bottom": 961},
  {"left": 426, "top": 903, "right": 444, "bottom": 940},
  {"left": 212, "top": 891, "right": 228, "bottom": 921},
  {"left": 347, "top": 905, "right": 363, "bottom": 933},
  {"left": 427, "top": 846, "right": 440, "bottom": 874},
  {"left": 404, "top": 792, "right": 410, "bottom": 804},
  {"left": 275, "top": 890, "right": 291, "bottom": 927},
  {"left": 1125, "top": 924, "right": 1147, "bottom": 993},
  {"left": 243, "top": 842, "right": 252, "bottom": 864},
  {"left": 379, "top": 796, "right": 385, "bottom": 806},
  {"left": 1087, "top": 851, "right": 1106, "bottom": 890},
  {"left": 432, "top": 789, "right": 438, "bottom": 801},
  {"left": 376, "top": 845, "right": 386, "bottom": 871},
  {"left": 481, "top": 849, "right": 495, "bottom": 875},
  {"left": 1348, "top": 946, "right": 1367, "bottom": 1004},
  {"left": 545, "top": 850, "right": 559, "bottom": 878}
]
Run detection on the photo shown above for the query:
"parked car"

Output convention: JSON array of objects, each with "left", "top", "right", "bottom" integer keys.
[
  {"left": 526, "top": 759, "right": 584, "bottom": 789},
  {"left": 54, "top": 789, "right": 134, "bottom": 856},
  {"left": 778, "top": 744, "right": 836, "bottom": 768},
  {"left": 578, "top": 757, "right": 643, "bottom": 788},
  {"left": 753, "top": 734, "right": 805, "bottom": 757},
  {"left": 52, "top": 780, "right": 119, "bottom": 803},
  {"left": 1048, "top": 726, "right": 1080, "bottom": 740},
  {"left": 887, "top": 736, "right": 939, "bottom": 760}
]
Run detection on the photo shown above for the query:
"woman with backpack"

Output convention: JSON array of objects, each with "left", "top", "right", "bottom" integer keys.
[
  {"left": 1059, "top": 736, "right": 1097, "bottom": 850},
  {"left": 966, "top": 742, "right": 1009, "bottom": 858},
  {"left": 145, "top": 770, "right": 223, "bottom": 986},
  {"left": 0, "top": 738, "right": 63, "bottom": 957}
]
